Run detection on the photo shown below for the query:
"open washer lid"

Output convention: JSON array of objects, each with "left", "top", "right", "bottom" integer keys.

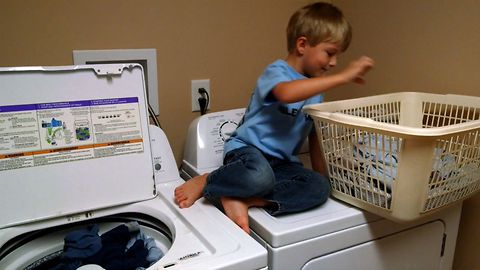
[{"left": 0, "top": 64, "right": 155, "bottom": 229}]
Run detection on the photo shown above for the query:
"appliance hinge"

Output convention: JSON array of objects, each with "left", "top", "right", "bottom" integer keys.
[
  {"left": 93, "top": 64, "right": 130, "bottom": 76},
  {"left": 440, "top": 233, "right": 447, "bottom": 257}
]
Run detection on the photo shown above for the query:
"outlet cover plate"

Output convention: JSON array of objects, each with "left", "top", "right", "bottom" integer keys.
[{"left": 191, "top": 79, "right": 210, "bottom": 112}]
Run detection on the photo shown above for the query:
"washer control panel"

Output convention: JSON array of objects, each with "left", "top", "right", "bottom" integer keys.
[
  {"left": 219, "top": 120, "right": 239, "bottom": 142},
  {"left": 185, "top": 108, "right": 245, "bottom": 170}
]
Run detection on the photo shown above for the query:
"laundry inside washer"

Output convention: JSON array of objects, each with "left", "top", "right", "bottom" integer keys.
[
  {"left": 1, "top": 215, "right": 170, "bottom": 270},
  {"left": 0, "top": 65, "right": 267, "bottom": 270}
]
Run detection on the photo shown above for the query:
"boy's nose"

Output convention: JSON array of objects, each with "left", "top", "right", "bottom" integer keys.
[{"left": 329, "top": 56, "right": 337, "bottom": 67}]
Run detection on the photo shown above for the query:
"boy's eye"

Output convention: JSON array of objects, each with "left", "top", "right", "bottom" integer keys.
[{"left": 326, "top": 51, "right": 336, "bottom": 57}]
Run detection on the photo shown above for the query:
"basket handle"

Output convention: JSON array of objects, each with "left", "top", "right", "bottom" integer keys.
[{"left": 309, "top": 111, "right": 480, "bottom": 138}]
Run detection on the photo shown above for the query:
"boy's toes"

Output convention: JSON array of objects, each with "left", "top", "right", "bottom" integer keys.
[
  {"left": 174, "top": 194, "right": 185, "bottom": 205},
  {"left": 236, "top": 219, "right": 250, "bottom": 234},
  {"left": 179, "top": 199, "right": 192, "bottom": 208}
]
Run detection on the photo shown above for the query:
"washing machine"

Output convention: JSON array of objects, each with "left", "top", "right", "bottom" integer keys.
[
  {"left": 180, "top": 108, "right": 462, "bottom": 270},
  {"left": 0, "top": 65, "right": 267, "bottom": 270}
]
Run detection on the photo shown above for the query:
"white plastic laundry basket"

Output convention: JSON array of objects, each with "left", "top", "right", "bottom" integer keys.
[{"left": 304, "top": 92, "right": 480, "bottom": 222}]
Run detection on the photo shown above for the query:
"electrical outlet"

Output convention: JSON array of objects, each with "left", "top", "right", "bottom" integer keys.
[{"left": 191, "top": 79, "right": 211, "bottom": 112}]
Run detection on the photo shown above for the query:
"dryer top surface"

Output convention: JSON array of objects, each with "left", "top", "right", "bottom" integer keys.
[{"left": 249, "top": 197, "right": 381, "bottom": 247}]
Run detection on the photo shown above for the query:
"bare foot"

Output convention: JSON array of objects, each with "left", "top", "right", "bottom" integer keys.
[
  {"left": 220, "top": 197, "right": 270, "bottom": 234},
  {"left": 174, "top": 173, "right": 208, "bottom": 208}
]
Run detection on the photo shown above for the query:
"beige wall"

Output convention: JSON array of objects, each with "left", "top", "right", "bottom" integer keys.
[
  {"left": 332, "top": 1, "right": 479, "bottom": 269},
  {"left": 330, "top": 0, "right": 480, "bottom": 100},
  {"left": 0, "top": 1, "right": 478, "bottom": 269}
]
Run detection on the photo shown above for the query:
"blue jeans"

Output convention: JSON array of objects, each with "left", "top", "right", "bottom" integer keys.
[{"left": 203, "top": 146, "right": 330, "bottom": 215}]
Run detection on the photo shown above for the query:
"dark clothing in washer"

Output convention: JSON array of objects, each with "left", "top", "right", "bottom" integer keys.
[
  {"left": 51, "top": 223, "right": 151, "bottom": 270},
  {"left": 84, "top": 224, "right": 149, "bottom": 270}
]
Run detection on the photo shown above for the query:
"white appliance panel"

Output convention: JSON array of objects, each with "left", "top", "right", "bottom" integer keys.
[
  {"left": 302, "top": 221, "right": 444, "bottom": 270},
  {"left": 182, "top": 108, "right": 245, "bottom": 172},
  {"left": 0, "top": 65, "right": 154, "bottom": 228}
]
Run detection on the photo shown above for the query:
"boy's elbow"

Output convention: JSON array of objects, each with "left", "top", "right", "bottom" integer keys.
[
  {"left": 276, "top": 95, "right": 294, "bottom": 104},
  {"left": 272, "top": 87, "right": 295, "bottom": 103}
]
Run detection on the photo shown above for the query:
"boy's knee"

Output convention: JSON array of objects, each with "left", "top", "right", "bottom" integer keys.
[
  {"left": 245, "top": 166, "right": 275, "bottom": 196},
  {"left": 310, "top": 173, "right": 331, "bottom": 203}
]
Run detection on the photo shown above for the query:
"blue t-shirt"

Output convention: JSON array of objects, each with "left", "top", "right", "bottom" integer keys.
[{"left": 224, "top": 59, "right": 323, "bottom": 162}]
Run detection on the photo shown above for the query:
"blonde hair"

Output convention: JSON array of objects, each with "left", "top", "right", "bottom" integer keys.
[{"left": 287, "top": 2, "right": 352, "bottom": 53}]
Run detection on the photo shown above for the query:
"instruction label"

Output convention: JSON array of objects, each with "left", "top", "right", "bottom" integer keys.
[{"left": 0, "top": 97, "right": 143, "bottom": 171}]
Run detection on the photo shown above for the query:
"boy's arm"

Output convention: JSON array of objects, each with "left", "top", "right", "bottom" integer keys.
[
  {"left": 308, "top": 130, "right": 328, "bottom": 175},
  {"left": 274, "top": 73, "right": 346, "bottom": 103},
  {"left": 272, "top": 56, "right": 373, "bottom": 103}
]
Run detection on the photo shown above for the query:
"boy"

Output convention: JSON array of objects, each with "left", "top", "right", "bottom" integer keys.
[{"left": 175, "top": 2, "right": 374, "bottom": 233}]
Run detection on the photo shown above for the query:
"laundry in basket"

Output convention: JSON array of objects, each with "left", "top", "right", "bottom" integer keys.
[{"left": 303, "top": 92, "right": 480, "bottom": 222}]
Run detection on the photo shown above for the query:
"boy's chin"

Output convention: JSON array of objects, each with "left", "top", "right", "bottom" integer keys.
[{"left": 307, "top": 72, "right": 326, "bottom": 78}]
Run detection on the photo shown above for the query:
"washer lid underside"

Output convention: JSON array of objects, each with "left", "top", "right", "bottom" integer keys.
[{"left": 0, "top": 65, "right": 155, "bottom": 229}]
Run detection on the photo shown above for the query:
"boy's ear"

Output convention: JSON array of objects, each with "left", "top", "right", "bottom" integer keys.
[{"left": 296, "top": 36, "right": 308, "bottom": 55}]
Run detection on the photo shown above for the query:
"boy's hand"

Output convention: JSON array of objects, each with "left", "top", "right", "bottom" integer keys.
[{"left": 341, "top": 56, "right": 374, "bottom": 84}]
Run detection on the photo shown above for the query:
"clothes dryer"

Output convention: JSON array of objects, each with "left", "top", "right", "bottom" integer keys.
[
  {"left": 180, "top": 108, "right": 462, "bottom": 270},
  {"left": 0, "top": 65, "right": 267, "bottom": 270}
]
